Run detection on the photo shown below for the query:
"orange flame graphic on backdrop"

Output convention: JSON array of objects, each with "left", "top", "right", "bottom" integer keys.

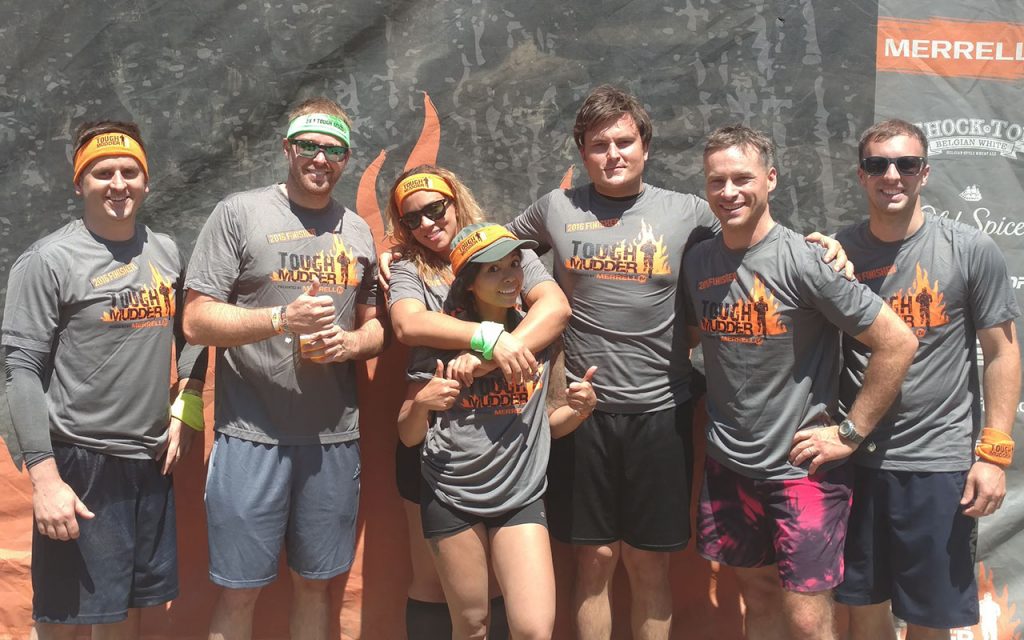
[
  {"left": 958, "top": 562, "right": 1023, "bottom": 640},
  {"left": 354, "top": 92, "right": 575, "bottom": 252},
  {"left": 355, "top": 92, "right": 442, "bottom": 252},
  {"left": 352, "top": 93, "right": 573, "bottom": 382},
  {"left": 560, "top": 165, "right": 574, "bottom": 189},
  {"left": 751, "top": 275, "right": 788, "bottom": 335}
]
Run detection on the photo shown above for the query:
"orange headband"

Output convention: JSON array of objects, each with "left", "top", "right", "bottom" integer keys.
[
  {"left": 449, "top": 225, "right": 517, "bottom": 275},
  {"left": 394, "top": 173, "right": 455, "bottom": 210},
  {"left": 73, "top": 133, "right": 149, "bottom": 185}
]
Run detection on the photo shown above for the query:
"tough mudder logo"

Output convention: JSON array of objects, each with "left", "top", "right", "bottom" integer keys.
[
  {"left": 859, "top": 263, "right": 949, "bottom": 337},
  {"left": 460, "top": 365, "right": 544, "bottom": 416},
  {"left": 564, "top": 219, "right": 670, "bottom": 283},
  {"left": 917, "top": 117, "right": 1024, "bottom": 158},
  {"left": 100, "top": 263, "right": 175, "bottom": 329},
  {"left": 697, "top": 274, "right": 788, "bottom": 345},
  {"left": 93, "top": 133, "right": 131, "bottom": 149},
  {"left": 271, "top": 234, "right": 359, "bottom": 292}
]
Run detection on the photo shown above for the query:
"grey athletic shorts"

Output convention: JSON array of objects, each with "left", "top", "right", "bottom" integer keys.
[{"left": 205, "top": 433, "right": 360, "bottom": 588}]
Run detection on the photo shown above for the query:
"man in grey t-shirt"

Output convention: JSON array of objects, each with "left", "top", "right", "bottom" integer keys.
[
  {"left": 505, "top": 86, "right": 852, "bottom": 640},
  {"left": 2, "top": 120, "right": 207, "bottom": 637},
  {"left": 684, "top": 126, "right": 916, "bottom": 640},
  {"left": 833, "top": 120, "right": 1021, "bottom": 638},
  {"left": 183, "top": 98, "right": 384, "bottom": 640}
]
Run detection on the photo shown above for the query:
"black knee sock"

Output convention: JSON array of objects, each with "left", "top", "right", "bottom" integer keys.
[
  {"left": 488, "top": 596, "right": 509, "bottom": 640},
  {"left": 406, "top": 598, "right": 452, "bottom": 640}
]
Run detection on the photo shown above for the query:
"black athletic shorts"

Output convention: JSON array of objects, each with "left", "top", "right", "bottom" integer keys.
[
  {"left": 32, "top": 443, "right": 178, "bottom": 624},
  {"left": 395, "top": 441, "right": 422, "bottom": 503},
  {"left": 545, "top": 402, "right": 694, "bottom": 551},
  {"left": 835, "top": 466, "right": 979, "bottom": 628},
  {"left": 420, "top": 487, "right": 547, "bottom": 539}
]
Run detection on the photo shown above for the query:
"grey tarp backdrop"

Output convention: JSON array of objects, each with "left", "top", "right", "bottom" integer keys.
[{"left": 0, "top": 0, "right": 1021, "bottom": 638}]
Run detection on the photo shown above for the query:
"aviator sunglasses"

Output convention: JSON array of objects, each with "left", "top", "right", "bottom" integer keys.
[
  {"left": 859, "top": 155, "right": 927, "bottom": 177},
  {"left": 400, "top": 198, "right": 452, "bottom": 230},
  {"left": 290, "top": 139, "right": 350, "bottom": 162}
]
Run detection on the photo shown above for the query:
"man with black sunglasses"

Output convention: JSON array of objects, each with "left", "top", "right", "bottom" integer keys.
[
  {"left": 182, "top": 97, "right": 384, "bottom": 640},
  {"left": 830, "top": 119, "right": 1021, "bottom": 639}
]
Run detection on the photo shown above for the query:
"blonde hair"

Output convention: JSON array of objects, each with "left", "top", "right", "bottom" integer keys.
[{"left": 385, "top": 164, "right": 484, "bottom": 281}]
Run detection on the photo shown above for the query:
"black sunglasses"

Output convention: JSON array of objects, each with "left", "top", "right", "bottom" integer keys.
[
  {"left": 400, "top": 198, "right": 451, "bottom": 230},
  {"left": 859, "top": 156, "right": 927, "bottom": 176},
  {"left": 290, "top": 139, "right": 349, "bottom": 162}
]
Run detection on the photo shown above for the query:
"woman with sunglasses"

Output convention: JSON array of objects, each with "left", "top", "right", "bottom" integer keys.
[
  {"left": 398, "top": 222, "right": 596, "bottom": 640},
  {"left": 385, "top": 165, "right": 570, "bottom": 638}
]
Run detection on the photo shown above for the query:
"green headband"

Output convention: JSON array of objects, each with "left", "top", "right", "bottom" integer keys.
[{"left": 286, "top": 113, "right": 351, "bottom": 146}]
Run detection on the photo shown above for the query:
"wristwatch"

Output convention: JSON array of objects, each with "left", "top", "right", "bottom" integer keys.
[{"left": 837, "top": 419, "right": 865, "bottom": 446}]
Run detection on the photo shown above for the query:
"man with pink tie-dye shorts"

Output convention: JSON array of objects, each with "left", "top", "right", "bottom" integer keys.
[{"left": 683, "top": 125, "right": 917, "bottom": 639}]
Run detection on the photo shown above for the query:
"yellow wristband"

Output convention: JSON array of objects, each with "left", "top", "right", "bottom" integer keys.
[
  {"left": 976, "top": 427, "right": 1014, "bottom": 467},
  {"left": 171, "top": 389, "right": 205, "bottom": 432}
]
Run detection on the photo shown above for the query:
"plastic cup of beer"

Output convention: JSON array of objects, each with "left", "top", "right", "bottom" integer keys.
[{"left": 299, "top": 334, "right": 328, "bottom": 363}]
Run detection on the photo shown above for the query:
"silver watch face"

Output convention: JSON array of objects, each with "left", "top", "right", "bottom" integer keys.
[{"left": 839, "top": 420, "right": 861, "bottom": 442}]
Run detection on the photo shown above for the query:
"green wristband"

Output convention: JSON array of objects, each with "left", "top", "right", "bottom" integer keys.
[
  {"left": 170, "top": 389, "right": 205, "bottom": 432},
  {"left": 470, "top": 324, "right": 487, "bottom": 353},
  {"left": 479, "top": 321, "right": 505, "bottom": 361}
]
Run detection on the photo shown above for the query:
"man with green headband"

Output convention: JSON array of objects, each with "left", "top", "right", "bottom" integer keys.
[{"left": 183, "top": 97, "right": 384, "bottom": 640}]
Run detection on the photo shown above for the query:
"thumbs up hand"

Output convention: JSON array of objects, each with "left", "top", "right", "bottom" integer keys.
[
  {"left": 414, "top": 360, "right": 463, "bottom": 411},
  {"left": 567, "top": 366, "right": 598, "bottom": 419},
  {"left": 284, "top": 276, "right": 336, "bottom": 334}
]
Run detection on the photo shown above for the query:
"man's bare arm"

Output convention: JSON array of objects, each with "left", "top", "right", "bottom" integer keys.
[
  {"left": 961, "top": 320, "right": 1020, "bottom": 517},
  {"left": 790, "top": 304, "right": 918, "bottom": 472},
  {"left": 183, "top": 278, "right": 335, "bottom": 347}
]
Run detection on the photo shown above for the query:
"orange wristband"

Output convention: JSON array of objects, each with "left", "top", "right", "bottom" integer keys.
[{"left": 976, "top": 427, "right": 1014, "bottom": 467}]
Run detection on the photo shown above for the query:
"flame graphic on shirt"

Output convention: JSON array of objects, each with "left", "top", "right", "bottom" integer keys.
[
  {"left": 750, "top": 275, "right": 788, "bottom": 336},
  {"left": 563, "top": 218, "right": 671, "bottom": 281},
  {"left": 635, "top": 220, "right": 671, "bottom": 275},
  {"left": 100, "top": 262, "right": 175, "bottom": 325},
  {"left": 698, "top": 274, "right": 788, "bottom": 343},
  {"left": 887, "top": 263, "right": 948, "bottom": 334},
  {"left": 908, "top": 263, "right": 948, "bottom": 327},
  {"left": 270, "top": 234, "right": 359, "bottom": 291}
]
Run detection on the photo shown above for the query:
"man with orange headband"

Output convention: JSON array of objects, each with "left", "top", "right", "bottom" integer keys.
[
  {"left": 183, "top": 97, "right": 384, "bottom": 640},
  {"left": 829, "top": 120, "right": 1020, "bottom": 639},
  {"left": 2, "top": 120, "right": 207, "bottom": 637}
]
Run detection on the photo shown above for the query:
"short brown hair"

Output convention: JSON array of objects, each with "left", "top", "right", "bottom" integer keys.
[
  {"left": 74, "top": 120, "right": 145, "bottom": 154},
  {"left": 703, "top": 125, "right": 776, "bottom": 170},
  {"left": 287, "top": 97, "right": 352, "bottom": 130},
  {"left": 858, "top": 119, "right": 928, "bottom": 160},
  {"left": 572, "top": 85, "right": 653, "bottom": 150}
]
